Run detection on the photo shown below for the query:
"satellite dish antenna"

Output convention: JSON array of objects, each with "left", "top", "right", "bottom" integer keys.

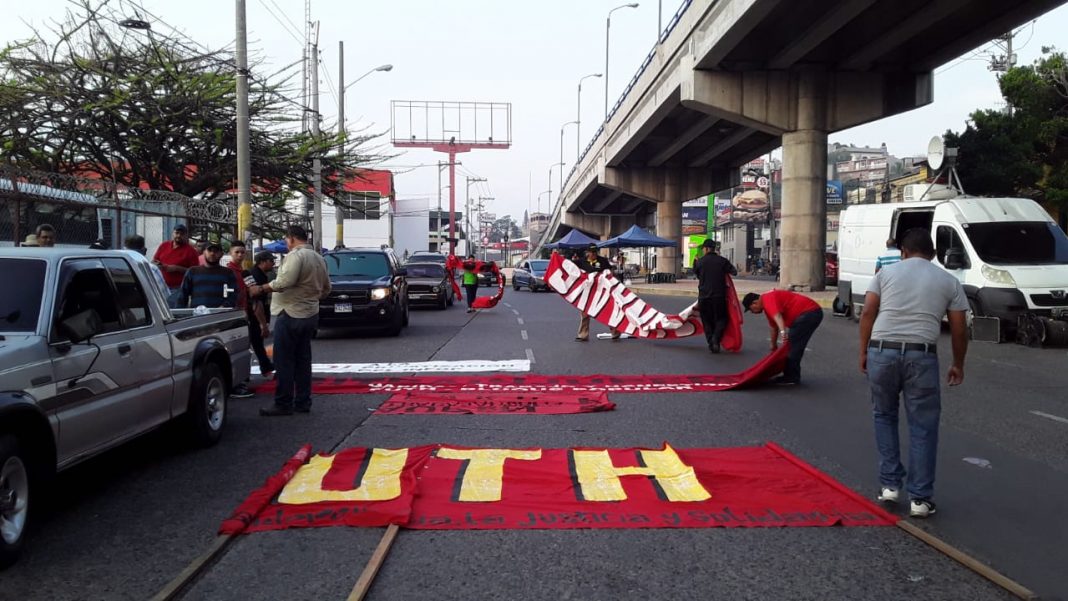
[{"left": 927, "top": 136, "right": 945, "bottom": 170}]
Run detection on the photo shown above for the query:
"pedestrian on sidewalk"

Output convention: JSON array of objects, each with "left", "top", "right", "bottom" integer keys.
[
  {"left": 249, "top": 226, "right": 331, "bottom": 416},
  {"left": 176, "top": 243, "right": 238, "bottom": 309},
  {"left": 575, "top": 244, "right": 620, "bottom": 341},
  {"left": 859, "top": 228, "right": 969, "bottom": 518},
  {"left": 152, "top": 224, "right": 200, "bottom": 308},
  {"left": 742, "top": 289, "right": 823, "bottom": 385},
  {"left": 246, "top": 251, "right": 277, "bottom": 379},
  {"left": 876, "top": 238, "right": 901, "bottom": 273},
  {"left": 462, "top": 255, "right": 479, "bottom": 313},
  {"left": 694, "top": 239, "right": 737, "bottom": 353}
]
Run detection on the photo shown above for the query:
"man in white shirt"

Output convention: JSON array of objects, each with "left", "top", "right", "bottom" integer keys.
[{"left": 859, "top": 228, "right": 969, "bottom": 518}]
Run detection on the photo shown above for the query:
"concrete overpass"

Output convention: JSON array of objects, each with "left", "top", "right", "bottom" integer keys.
[{"left": 543, "top": 0, "right": 1065, "bottom": 290}]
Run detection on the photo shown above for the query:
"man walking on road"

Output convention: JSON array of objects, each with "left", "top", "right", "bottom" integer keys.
[
  {"left": 462, "top": 255, "right": 479, "bottom": 313},
  {"left": 859, "top": 228, "right": 969, "bottom": 518},
  {"left": 742, "top": 289, "right": 823, "bottom": 385},
  {"left": 693, "top": 239, "right": 737, "bottom": 353},
  {"left": 153, "top": 224, "right": 200, "bottom": 307},
  {"left": 876, "top": 238, "right": 901, "bottom": 273},
  {"left": 575, "top": 244, "right": 620, "bottom": 341},
  {"left": 249, "top": 226, "right": 331, "bottom": 416}
]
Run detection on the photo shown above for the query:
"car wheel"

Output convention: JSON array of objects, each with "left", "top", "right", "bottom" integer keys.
[
  {"left": 513, "top": 279, "right": 520, "bottom": 291},
  {"left": 187, "top": 362, "right": 226, "bottom": 447},
  {"left": 0, "top": 435, "right": 30, "bottom": 569},
  {"left": 402, "top": 301, "right": 410, "bottom": 326},
  {"left": 386, "top": 307, "right": 404, "bottom": 336},
  {"left": 438, "top": 294, "right": 448, "bottom": 310}
]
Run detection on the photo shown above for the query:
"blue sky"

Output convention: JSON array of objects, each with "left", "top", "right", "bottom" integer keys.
[{"left": 4, "top": 1, "right": 1067, "bottom": 222}]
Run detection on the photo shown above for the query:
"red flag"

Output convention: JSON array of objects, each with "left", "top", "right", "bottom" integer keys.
[{"left": 471, "top": 261, "right": 504, "bottom": 309}]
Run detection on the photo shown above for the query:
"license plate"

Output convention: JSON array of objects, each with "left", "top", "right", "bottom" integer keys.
[{"left": 335, "top": 303, "right": 352, "bottom": 313}]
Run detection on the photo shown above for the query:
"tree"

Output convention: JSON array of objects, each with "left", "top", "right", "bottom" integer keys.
[
  {"left": 489, "top": 215, "right": 521, "bottom": 242},
  {"left": 945, "top": 48, "right": 1068, "bottom": 229},
  {"left": 0, "top": 1, "right": 380, "bottom": 213}
]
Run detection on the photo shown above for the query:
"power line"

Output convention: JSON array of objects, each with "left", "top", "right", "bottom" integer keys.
[{"left": 257, "top": 0, "right": 304, "bottom": 46}]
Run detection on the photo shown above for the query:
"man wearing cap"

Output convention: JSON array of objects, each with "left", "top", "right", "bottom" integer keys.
[
  {"left": 575, "top": 243, "right": 620, "bottom": 341},
  {"left": 859, "top": 228, "right": 968, "bottom": 519},
  {"left": 742, "top": 289, "right": 823, "bottom": 385},
  {"left": 176, "top": 242, "right": 239, "bottom": 309},
  {"left": 152, "top": 224, "right": 201, "bottom": 307},
  {"left": 693, "top": 239, "right": 737, "bottom": 353}
]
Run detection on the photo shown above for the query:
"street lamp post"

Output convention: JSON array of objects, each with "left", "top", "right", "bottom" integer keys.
[
  {"left": 605, "top": 3, "right": 640, "bottom": 121},
  {"left": 559, "top": 121, "right": 578, "bottom": 193},
  {"left": 577, "top": 73, "right": 602, "bottom": 159},
  {"left": 336, "top": 55, "right": 392, "bottom": 249},
  {"left": 537, "top": 189, "right": 552, "bottom": 245}
]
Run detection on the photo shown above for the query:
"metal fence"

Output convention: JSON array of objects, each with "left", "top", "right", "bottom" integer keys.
[{"left": 0, "top": 165, "right": 305, "bottom": 251}]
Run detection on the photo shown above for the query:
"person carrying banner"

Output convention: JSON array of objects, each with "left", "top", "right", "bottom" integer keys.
[
  {"left": 461, "top": 255, "right": 479, "bottom": 313},
  {"left": 693, "top": 239, "right": 737, "bottom": 353},
  {"left": 575, "top": 244, "right": 620, "bottom": 342},
  {"left": 859, "top": 228, "right": 968, "bottom": 518},
  {"left": 742, "top": 289, "right": 823, "bottom": 385}
]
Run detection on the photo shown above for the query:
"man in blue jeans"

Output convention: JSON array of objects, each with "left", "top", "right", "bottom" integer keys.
[
  {"left": 859, "top": 228, "right": 969, "bottom": 518},
  {"left": 249, "top": 226, "right": 331, "bottom": 416}
]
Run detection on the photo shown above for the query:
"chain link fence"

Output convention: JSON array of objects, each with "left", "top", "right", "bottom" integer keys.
[{"left": 1, "top": 165, "right": 308, "bottom": 251}]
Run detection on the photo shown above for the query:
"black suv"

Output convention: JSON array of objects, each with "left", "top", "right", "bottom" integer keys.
[{"left": 320, "top": 248, "right": 409, "bottom": 335}]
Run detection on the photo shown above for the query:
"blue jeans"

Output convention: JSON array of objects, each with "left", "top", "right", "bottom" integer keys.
[
  {"left": 273, "top": 311, "right": 318, "bottom": 410},
  {"left": 784, "top": 309, "right": 823, "bottom": 382},
  {"left": 867, "top": 347, "right": 941, "bottom": 500},
  {"left": 167, "top": 287, "right": 183, "bottom": 309}
]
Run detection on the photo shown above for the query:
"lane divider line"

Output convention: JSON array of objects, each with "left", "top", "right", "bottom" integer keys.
[
  {"left": 1030, "top": 410, "right": 1068, "bottom": 425},
  {"left": 521, "top": 330, "right": 528, "bottom": 341},
  {"left": 525, "top": 348, "right": 535, "bottom": 363}
]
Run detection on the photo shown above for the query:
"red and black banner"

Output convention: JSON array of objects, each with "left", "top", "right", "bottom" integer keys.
[
  {"left": 445, "top": 256, "right": 505, "bottom": 309},
  {"left": 374, "top": 391, "right": 615, "bottom": 415},
  {"left": 221, "top": 442, "right": 896, "bottom": 534},
  {"left": 545, "top": 253, "right": 744, "bottom": 348}
]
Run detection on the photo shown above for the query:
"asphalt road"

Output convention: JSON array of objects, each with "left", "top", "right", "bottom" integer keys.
[{"left": 5, "top": 285, "right": 1067, "bottom": 600}]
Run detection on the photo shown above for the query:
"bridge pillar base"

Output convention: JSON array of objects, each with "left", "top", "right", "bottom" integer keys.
[
  {"left": 780, "top": 129, "right": 827, "bottom": 291},
  {"left": 655, "top": 173, "right": 683, "bottom": 277}
]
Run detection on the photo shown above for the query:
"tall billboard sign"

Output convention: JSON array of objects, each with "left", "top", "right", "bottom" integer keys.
[{"left": 826, "top": 180, "right": 844, "bottom": 205}]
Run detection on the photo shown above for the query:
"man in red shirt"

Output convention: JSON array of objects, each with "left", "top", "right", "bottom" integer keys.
[
  {"left": 743, "top": 290, "right": 824, "bottom": 385},
  {"left": 152, "top": 224, "right": 201, "bottom": 307}
]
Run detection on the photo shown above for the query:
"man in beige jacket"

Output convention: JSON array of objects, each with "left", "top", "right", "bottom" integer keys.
[{"left": 249, "top": 225, "right": 331, "bottom": 416}]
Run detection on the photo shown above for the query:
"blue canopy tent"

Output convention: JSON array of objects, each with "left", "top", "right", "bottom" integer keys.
[
  {"left": 596, "top": 225, "right": 677, "bottom": 248},
  {"left": 257, "top": 240, "right": 289, "bottom": 253},
  {"left": 544, "top": 229, "right": 600, "bottom": 249}
]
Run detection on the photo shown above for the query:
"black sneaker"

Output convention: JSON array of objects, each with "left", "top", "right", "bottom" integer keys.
[
  {"left": 231, "top": 385, "right": 254, "bottom": 399},
  {"left": 768, "top": 376, "right": 798, "bottom": 386},
  {"left": 294, "top": 406, "right": 311, "bottom": 414},
  {"left": 710, "top": 343, "right": 721, "bottom": 354},
  {"left": 259, "top": 406, "right": 294, "bottom": 417}
]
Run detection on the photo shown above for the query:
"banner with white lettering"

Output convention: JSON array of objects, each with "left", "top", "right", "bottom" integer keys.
[{"left": 220, "top": 442, "right": 896, "bottom": 534}]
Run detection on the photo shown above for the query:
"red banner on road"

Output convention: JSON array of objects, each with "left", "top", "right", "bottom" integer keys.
[
  {"left": 374, "top": 391, "right": 615, "bottom": 415},
  {"left": 472, "top": 261, "right": 504, "bottom": 309},
  {"left": 221, "top": 442, "right": 896, "bottom": 534},
  {"left": 252, "top": 346, "right": 788, "bottom": 395}
]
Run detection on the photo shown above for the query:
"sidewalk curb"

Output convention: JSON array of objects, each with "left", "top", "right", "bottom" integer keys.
[{"left": 630, "top": 285, "right": 834, "bottom": 309}]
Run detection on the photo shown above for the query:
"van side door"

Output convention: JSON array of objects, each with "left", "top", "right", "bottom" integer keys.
[{"left": 47, "top": 259, "right": 141, "bottom": 467}]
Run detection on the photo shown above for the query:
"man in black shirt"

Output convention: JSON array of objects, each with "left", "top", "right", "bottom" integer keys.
[
  {"left": 693, "top": 239, "right": 737, "bottom": 353},
  {"left": 247, "top": 251, "right": 277, "bottom": 377},
  {"left": 575, "top": 244, "right": 621, "bottom": 341}
]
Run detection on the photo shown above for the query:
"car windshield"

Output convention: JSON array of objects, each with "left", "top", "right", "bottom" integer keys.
[
  {"left": 326, "top": 253, "right": 390, "bottom": 277},
  {"left": 963, "top": 222, "right": 1068, "bottom": 265},
  {"left": 407, "top": 264, "right": 445, "bottom": 278},
  {"left": 411, "top": 253, "right": 446, "bottom": 264},
  {"left": 529, "top": 260, "right": 549, "bottom": 274},
  {"left": 0, "top": 258, "right": 46, "bottom": 333}
]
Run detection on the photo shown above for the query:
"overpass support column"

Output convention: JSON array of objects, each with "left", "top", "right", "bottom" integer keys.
[
  {"left": 781, "top": 72, "right": 828, "bottom": 291},
  {"left": 656, "top": 172, "right": 682, "bottom": 276}
]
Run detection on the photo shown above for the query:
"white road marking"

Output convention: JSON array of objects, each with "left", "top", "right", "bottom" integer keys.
[
  {"left": 1030, "top": 410, "right": 1068, "bottom": 425},
  {"left": 512, "top": 309, "right": 520, "bottom": 315},
  {"left": 525, "top": 348, "right": 535, "bottom": 363},
  {"left": 521, "top": 330, "right": 529, "bottom": 340},
  {"left": 309, "top": 360, "right": 531, "bottom": 374},
  {"left": 517, "top": 318, "right": 525, "bottom": 325},
  {"left": 504, "top": 302, "right": 512, "bottom": 308}
]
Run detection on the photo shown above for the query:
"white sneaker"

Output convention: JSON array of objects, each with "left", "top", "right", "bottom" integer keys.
[
  {"left": 877, "top": 487, "right": 900, "bottom": 503},
  {"left": 909, "top": 499, "right": 937, "bottom": 518}
]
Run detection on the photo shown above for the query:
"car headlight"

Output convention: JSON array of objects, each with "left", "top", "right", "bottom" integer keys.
[
  {"left": 431, "top": 286, "right": 440, "bottom": 293},
  {"left": 981, "top": 264, "right": 1016, "bottom": 287},
  {"left": 371, "top": 287, "right": 390, "bottom": 300}
]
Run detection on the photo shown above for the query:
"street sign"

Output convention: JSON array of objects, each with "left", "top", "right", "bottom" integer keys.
[
  {"left": 482, "top": 236, "right": 489, "bottom": 244},
  {"left": 756, "top": 176, "right": 770, "bottom": 189}
]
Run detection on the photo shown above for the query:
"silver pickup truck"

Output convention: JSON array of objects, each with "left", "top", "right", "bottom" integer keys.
[{"left": 0, "top": 248, "right": 250, "bottom": 567}]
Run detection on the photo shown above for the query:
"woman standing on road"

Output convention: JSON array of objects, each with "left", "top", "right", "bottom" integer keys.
[{"left": 462, "top": 255, "right": 479, "bottom": 313}]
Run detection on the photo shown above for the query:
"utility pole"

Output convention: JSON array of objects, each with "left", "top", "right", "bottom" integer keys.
[
  {"left": 310, "top": 28, "right": 322, "bottom": 248},
  {"left": 478, "top": 196, "right": 494, "bottom": 261},
  {"left": 465, "top": 176, "right": 486, "bottom": 257},
  {"left": 766, "top": 154, "right": 777, "bottom": 270},
  {"left": 989, "top": 30, "right": 1017, "bottom": 116},
  {"left": 335, "top": 40, "right": 345, "bottom": 249},
  {"left": 436, "top": 161, "right": 443, "bottom": 252},
  {"left": 235, "top": 0, "right": 252, "bottom": 263}
]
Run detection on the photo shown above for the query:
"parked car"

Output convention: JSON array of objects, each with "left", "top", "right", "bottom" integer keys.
[
  {"left": 825, "top": 251, "right": 838, "bottom": 286},
  {"left": 0, "top": 248, "right": 251, "bottom": 568},
  {"left": 405, "top": 262, "right": 453, "bottom": 310},
  {"left": 512, "top": 259, "right": 550, "bottom": 291},
  {"left": 320, "top": 248, "right": 409, "bottom": 335}
]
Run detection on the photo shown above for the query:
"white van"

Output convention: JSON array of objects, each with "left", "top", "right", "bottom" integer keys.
[{"left": 836, "top": 194, "right": 1068, "bottom": 331}]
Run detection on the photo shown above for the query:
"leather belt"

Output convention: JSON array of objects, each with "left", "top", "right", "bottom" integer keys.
[{"left": 869, "top": 340, "right": 937, "bottom": 354}]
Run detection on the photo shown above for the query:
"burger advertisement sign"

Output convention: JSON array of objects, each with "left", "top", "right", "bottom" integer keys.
[{"left": 730, "top": 189, "right": 769, "bottom": 223}]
